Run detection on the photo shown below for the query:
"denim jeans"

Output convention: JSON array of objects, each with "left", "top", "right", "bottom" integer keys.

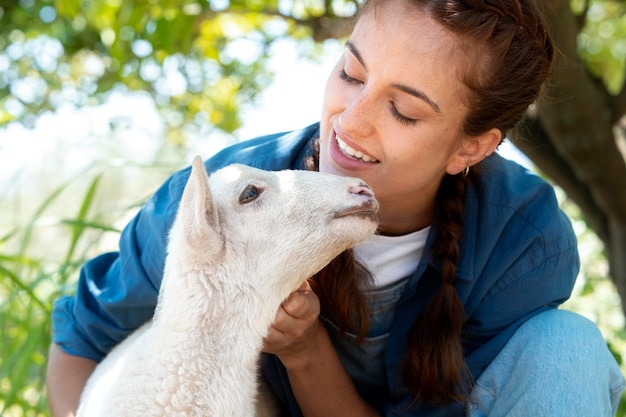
[{"left": 468, "top": 309, "right": 625, "bottom": 417}]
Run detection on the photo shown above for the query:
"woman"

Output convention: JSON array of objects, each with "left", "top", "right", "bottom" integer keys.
[{"left": 47, "top": 1, "right": 624, "bottom": 416}]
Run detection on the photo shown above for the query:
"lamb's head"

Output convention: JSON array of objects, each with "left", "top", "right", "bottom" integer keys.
[{"left": 167, "top": 156, "right": 378, "bottom": 301}]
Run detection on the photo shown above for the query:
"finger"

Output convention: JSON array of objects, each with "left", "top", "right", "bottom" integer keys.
[
  {"left": 295, "top": 279, "right": 312, "bottom": 294},
  {"left": 282, "top": 286, "right": 319, "bottom": 319},
  {"left": 270, "top": 304, "right": 292, "bottom": 330},
  {"left": 262, "top": 327, "right": 283, "bottom": 352}
]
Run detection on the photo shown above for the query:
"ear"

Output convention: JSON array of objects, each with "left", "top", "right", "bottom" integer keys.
[
  {"left": 445, "top": 128, "right": 502, "bottom": 175},
  {"left": 179, "top": 156, "right": 223, "bottom": 254}
]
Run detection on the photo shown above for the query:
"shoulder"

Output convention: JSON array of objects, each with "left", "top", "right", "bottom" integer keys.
[
  {"left": 477, "top": 153, "right": 554, "bottom": 209},
  {"left": 476, "top": 153, "right": 575, "bottom": 248},
  {"left": 204, "top": 122, "right": 320, "bottom": 172},
  {"left": 456, "top": 153, "right": 578, "bottom": 281},
  {"left": 452, "top": 155, "right": 580, "bottom": 357},
  {"left": 157, "top": 122, "right": 320, "bottom": 204}
]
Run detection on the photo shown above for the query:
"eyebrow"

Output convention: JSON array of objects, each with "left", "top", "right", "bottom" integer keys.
[
  {"left": 392, "top": 84, "right": 441, "bottom": 114},
  {"left": 345, "top": 40, "right": 442, "bottom": 114},
  {"left": 346, "top": 41, "right": 367, "bottom": 69}
]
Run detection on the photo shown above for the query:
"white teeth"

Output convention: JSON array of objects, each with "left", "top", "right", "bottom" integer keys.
[{"left": 336, "top": 135, "right": 379, "bottom": 163}]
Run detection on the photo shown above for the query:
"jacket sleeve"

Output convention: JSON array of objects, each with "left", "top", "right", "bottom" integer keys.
[{"left": 51, "top": 168, "right": 189, "bottom": 361}]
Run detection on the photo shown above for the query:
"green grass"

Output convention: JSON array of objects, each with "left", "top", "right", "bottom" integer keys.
[{"left": 0, "top": 173, "right": 124, "bottom": 416}]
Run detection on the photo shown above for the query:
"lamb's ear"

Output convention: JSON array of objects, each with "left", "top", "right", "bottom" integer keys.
[{"left": 179, "top": 156, "right": 223, "bottom": 254}]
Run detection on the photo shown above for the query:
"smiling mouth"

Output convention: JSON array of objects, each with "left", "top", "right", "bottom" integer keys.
[{"left": 336, "top": 135, "right": 379, "bottom": 163}]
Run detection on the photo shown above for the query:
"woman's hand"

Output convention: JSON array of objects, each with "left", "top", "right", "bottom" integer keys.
[
  {"left": 263, "top": 280, "right": 322, "bottom": 370},
  {"left": 262, "top": 281, "right": 381, "bottom": 417}
]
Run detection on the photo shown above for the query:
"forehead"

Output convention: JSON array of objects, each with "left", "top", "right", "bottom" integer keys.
[
  {"left": 351, "top": 2, "right": 470, "bottom": 113},
  {"left": 211, "top": 165, "right": 298, "bottom": 193}
]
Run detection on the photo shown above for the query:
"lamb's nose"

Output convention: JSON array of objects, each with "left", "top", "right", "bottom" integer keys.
[{"left": 349, "top": 183, "right": 374, "bottom": 198}]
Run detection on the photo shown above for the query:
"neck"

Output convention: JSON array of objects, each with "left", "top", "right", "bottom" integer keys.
[
  {"left": 376, "top": 188, "right": 437, "bottom": 236},
  {"left": 155, "top": 282, "right": 276, "bottom": 354},
  {"left": 377, "top": 204, "right": 433, "bottom": 235}
]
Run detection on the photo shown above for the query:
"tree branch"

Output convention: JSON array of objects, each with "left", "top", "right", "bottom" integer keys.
[
  {"left": 291, "top": 15, "right": 354, "bottom": 41},
  {"left": 192, "top": 6, "right": 354, "bottom": 42},
  {"left": 541, "top": 0, "right": 626, "bottom": 222}
]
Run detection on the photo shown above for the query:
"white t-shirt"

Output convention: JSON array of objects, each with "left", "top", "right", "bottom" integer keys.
[{"left": 353, "top": 227, "right": 430, "bottom": 289}]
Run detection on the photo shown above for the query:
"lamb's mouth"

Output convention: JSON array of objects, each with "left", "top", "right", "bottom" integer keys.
[
  {"left": 334, "top": 203, "right": 379, "bottom": 222},
  {"left": 336, "top": 135, "right": 379, "bottom": 163}
]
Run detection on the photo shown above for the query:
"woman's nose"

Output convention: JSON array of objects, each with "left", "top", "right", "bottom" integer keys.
[{"left": 338, "top": 89, "right": 376, "bottom": 138}]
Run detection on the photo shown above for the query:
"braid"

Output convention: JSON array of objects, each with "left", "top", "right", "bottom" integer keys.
[
  {"left": 402, "top": 170, "right": 474, "bottom": 405},
  {"left": 309, "top": 250, "right": 371, "bottom": 341},
  {"left": 466, "top": 0, "right": 550, "bottom": 41},
  {"left": 401, "top": 1, "right": 551, "bottom": 405}
]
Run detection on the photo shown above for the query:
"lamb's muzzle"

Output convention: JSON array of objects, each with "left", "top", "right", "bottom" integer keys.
[
  {"left": 333, "top": 183, "right": 378, "bottom": 221},
  {"left": 349, "top": 183, "right": 375, "bottom": 197}
]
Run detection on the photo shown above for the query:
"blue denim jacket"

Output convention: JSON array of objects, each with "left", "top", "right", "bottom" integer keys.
[{"left": 52, "top": 123, "right": 579, "bottom": 416}]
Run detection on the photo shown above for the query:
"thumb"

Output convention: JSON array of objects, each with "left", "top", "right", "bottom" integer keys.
[{"left": 295, "top": 279, "right": 312, "bottom": 295}]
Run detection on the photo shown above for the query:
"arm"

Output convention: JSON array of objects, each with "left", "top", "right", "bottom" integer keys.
[
  {"left": 263, "top": 281, "right": 380, "bottom": 417},
  {"left": 46, "top": 343, "right": 96, "bottom": 417}
]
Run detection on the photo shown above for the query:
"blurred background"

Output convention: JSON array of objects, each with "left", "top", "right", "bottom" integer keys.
[{"left": 1, "top": 0, "right": 625, "bottom": 415}]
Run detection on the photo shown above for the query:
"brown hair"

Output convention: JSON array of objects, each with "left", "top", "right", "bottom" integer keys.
[
  {"left": 306, "top": 142, "right": 372, "bottom": 341},
  {"left": 308, "top": 0, "right": 555, "bottom": 407}
]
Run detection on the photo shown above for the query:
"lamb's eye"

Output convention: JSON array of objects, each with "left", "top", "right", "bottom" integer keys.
[{"left": 239, "top": 185, "right": 262, "bottom": 204}]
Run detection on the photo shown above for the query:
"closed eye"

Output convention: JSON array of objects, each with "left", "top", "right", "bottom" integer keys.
[
  {"left": 390, "top": 103, "right": 418, "bottom": 126},
  {"left": 239, "top": 185, "right": 262, "bottom": 204},
  {"left": 340, "top": 68, "right": 416, "bottom": 126},
  {"left": 338, "top": 69, "right": 363, "bottom": 86}
]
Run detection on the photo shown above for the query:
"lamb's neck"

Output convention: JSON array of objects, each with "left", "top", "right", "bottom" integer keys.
[
  {"left": 152, "top": 314, "right": 264, "bottom": 378},
  {"left": 144, "top": 321, "right": 262, "bottom": 416},
  {"left": 149, "top": 288, "right": 279, "bottom": 414},
  {"left": 154, "top": 275, "right": 284, "bottom": 361}
]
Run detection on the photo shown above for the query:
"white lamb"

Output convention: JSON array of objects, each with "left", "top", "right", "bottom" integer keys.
[{"left": 76, "top": 156, "right": 379, "bottom": 417}]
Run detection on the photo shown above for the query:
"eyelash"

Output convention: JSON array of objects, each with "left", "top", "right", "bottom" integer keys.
[
  {"left": 390, "top": 104, "right": 417, "bottom": 126},
  {"left": 338, "top": 69, "right": 417, "bottom": 126},
  {"left": 338, "top": 69, "right": 361, "bottom": 85}
]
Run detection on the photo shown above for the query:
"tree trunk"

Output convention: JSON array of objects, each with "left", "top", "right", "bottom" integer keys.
[{"left": 511, "top": 0, "right": 626, "bottom": 316}]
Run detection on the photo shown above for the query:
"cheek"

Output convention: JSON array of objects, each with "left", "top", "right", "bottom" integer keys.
[
  {"left": 380, "top": 138, "right": 448, "bottom": 179},
  {"left": 322, "top": 65, "right": 355, "bottom": 115},
  {"left": 322, "top": 76, "right": 342, "bottom": 113},
  {"left": 320, "top": 72, "right": 346, "bottom": 146}
]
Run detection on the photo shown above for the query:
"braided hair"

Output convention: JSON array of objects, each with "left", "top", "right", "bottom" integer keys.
[{"left": 308, "top": 0, "right": 555, "bottom": 406}]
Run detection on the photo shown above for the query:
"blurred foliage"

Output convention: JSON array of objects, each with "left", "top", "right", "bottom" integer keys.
[
  {"left": 0, "top": 154, "right": 185, "bottom": 416},
  {"left": 0, "top": 0, "right": 359, "bottom": 141},
  {"left": 573, "top": 0, "right": 626, "bottom": 94},
  {"left": 0, "top": 173, "right": 114, "bottom": 416},
  {"left": 0, "top": 0, "right": 624, "bottom": 141}
]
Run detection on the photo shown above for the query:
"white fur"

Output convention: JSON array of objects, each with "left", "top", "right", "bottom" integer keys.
[{"left": 77, "top": 156, "right": 379, "bottom": 417}]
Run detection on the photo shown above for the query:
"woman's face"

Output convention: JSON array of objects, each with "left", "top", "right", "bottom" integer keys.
[{"left": 319, "top": 2, "right": 475, "bottom": 235}]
